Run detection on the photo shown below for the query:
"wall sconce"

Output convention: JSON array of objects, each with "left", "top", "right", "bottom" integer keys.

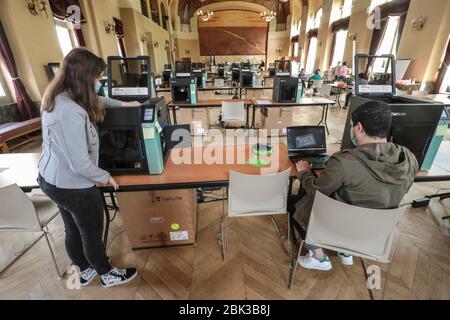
[
  {"left": 276, "top": 47, "right": 282, "bottom": 53},
  {"left": 154, "top": 41, "right": 159, "bottom": 48},
  {"left": 411, "top": 16, "right": 426, "bottom": 31},
  {"left": 28, "top": 0, "right": 49, "bottom": 18},
  {"left": 141, "top": 34, "right": 149, "bottom": 42},
  {"left": 105, "top": 21, "right": 116, "bottom": 35},
  {"left": 348, "top": 33, "right": 357, "bottom": 41}
]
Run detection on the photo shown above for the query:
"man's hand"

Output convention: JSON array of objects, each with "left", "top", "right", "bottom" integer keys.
[
  {"left": 122, "top": 101, "right": 141, "bottom": 107},
  {"left": 108, "top": 176, "right": 120, "bottom": 191},
  {"left": 296, "top": 161, "right": 312, "bottom": 172}
]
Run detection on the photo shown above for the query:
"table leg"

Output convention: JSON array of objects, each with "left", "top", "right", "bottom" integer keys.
[
  {"left": 252, "top": 104, "right": 257, "bottom": 129},
  {"left": 171, "top": 107, "right": 178, "bottom": 125},
  {"left": 317, "top": 105, "right": 330, "bottom": 135},
  {"left": 246, "top": 105, "right": 250, "bottom": 129}
]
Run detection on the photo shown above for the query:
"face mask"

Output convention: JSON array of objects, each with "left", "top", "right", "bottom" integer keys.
[
  {"left": 95, "top": 81, "right": 102, "bottom": 93},
  {"left": 350, "top": 127, "right": 358, "bottom": 147}
]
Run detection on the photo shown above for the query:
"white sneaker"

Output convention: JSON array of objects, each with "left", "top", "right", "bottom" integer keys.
[
  {"left": 100, "top": 268, "right": 138, "bottom": 288},
  {"left": 298, "top": 254, "right": 332, "bottom": 271},
  {"left": 338, "top": 253, "right": 354, "bottom": 266},
  {"left": 79, "top": 267, "right": 98, "bottom": 287}
]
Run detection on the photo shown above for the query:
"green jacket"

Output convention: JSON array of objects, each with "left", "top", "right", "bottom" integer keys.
[
  {"left": 309, "top": 74, "right": 323, "bottom": 81},
  {"left": 294, "top": 143, "right": 419, "bottom": 229}
]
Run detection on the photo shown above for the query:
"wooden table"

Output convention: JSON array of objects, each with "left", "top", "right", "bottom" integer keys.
[
  {"left": 167, "top": 99, "right": 254, "bottom": 128},
  {"left": 251, "top": 98, "right": 337, "bottom": 134}
]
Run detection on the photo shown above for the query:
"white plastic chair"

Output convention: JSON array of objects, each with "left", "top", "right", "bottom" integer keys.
[
  {"left": 318, "top": 84, "right": 332, "bottom": 99},
  {"left": 289, "top": 191, "right": 406, "bottom": 300},
  {"left": 310, "top": 80, "right": 323, "bottom": 96},
  {"left": 218, "top": 169, "right": 291, "bottom": 260},
  {"left": 221, "top": 101, "right": 246, "bottom": 127},
  {"left": 0, "top": 183, "right": 66, "bottom": 278}
]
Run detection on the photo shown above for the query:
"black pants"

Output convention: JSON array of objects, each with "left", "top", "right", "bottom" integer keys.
[{"left": 38, "top": 175, "right": 112, "bottom": 275}]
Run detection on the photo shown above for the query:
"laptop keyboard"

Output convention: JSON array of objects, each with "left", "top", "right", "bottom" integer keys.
[{"left": 291, "top": 156, "right": 330, "bottom": 169}]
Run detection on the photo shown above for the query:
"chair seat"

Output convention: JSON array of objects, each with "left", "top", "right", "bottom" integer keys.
[{"left": 30, "top": 195, "right": 59, "bottom": 227}]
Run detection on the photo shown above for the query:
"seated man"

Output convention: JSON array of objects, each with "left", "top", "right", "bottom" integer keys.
[{"left": 290, "top": 101, "right": 418, "bottom": 271}]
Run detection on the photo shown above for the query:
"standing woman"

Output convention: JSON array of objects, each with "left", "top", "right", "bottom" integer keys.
[{"left": 38, "top": 48, "right": 138, "bottom": 288}]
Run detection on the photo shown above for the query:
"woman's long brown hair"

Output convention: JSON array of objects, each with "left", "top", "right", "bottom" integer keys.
[{"left": 42, "top": 48, "right": 107, "bottom": 123}]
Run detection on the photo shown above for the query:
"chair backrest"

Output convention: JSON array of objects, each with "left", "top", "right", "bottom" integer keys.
[
  {"left": 411, "top": 90, "right": 428, "bottom": 96},
  {"left": 306, "top": 192, "right": 406, "bottom": 263},
  {"left": 318, "top": 84, "right": 332, "bottom": 98},
  {"left": 214, "top": 78, "right": 225, "bottom": 87},
  {"left": 0, "top": 183, "right": 41, "bottom": 232},
  {"left": 221, "top": 101, "right": 245, "bottom": 122},
  {"left": 228, "top": 169, "right": 291, "bottom": 217},
  {"left": 311, "top": 80, "right": 323, "bottom": 89}
]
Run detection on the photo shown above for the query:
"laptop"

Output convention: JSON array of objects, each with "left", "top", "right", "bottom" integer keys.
[{"left": 287, "top": 126, "right": 330, "bottom": 169}]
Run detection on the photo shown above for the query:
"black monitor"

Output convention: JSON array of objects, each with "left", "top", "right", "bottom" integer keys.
[
  {"left": 273, "top": 76, "right": 298, "bottom": 103},
  {"left": 240, "top": 71, "right": 253, "bottom": 88},
  {"left": 287, "top": 126, "right": 327, "bottom": 156},
  {"left": 232, "top": 69, "right": 240, "bottom": 82},
  {"left": 175, "top": 60, "right": 191, "bottom": 77},
  {"left": 192, "top": 62, "right": 204, "bottom": 71},
  {"left": 241, "top": 62, "right": 251, "bottom": 70},
  {"left": 275, "top": 60, "right": 291, "bottom": 76},
  {"left": 107, "top": 56, "right": 152, "bottom": 102}
]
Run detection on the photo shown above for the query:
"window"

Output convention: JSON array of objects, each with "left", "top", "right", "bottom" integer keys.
[
  {"left": 307, "top": 8, "right": 323, "bottom": 31},
  {"left": 331, "top": 30, "right": 348, "bottom": 67},
  {"left": 374, "top": 16, "right": 400, "bottom": 72},
  {"left": 369, "top": 0, "right": 392, "bottom": 12},
  {"left": 440, "top": 68, "right": 450, "bottom": 93},
  {"left": 0, "top": 64, "right": 12, "bottom": 104},
  {"left": 306, "top": 37, "right": 318, "bottom": 74},
  {"left": 331, "top": 0, "right": 353, "bottom": 23},
  {"left": 150, "top": 0, "right": 160, "bottom": 25},
  {"left": 55, "top": 19, "right": 78, "bottom": 56},
  {"left": 140, "top": 0, "right": 149, "bottom": 18},
  {"left": 314, "top": 8, "right": 323, "bottom": 28}
]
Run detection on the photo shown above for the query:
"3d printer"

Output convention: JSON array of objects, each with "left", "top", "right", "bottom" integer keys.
[
  {"left": 170, "top": 60, "right": 197, "bottom": 104},
  {"left": 99, "top": 56, "right": 170, "bottom": 175}
]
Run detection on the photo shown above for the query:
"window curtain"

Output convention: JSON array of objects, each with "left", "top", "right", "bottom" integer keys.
[
  {"left": 49, "top": 0, "right": 87, "bottom": 47},
  {"left": 113, "top": 17, "right": 127, "bottom": 57},
  {"left": 368, "top": 0, "right": 411, "bottom": 55},
  {"left": 329, "top": 17, "right": 350, "bottom": 67},
  {"left": 0, "top": 21, "right": 38, "bottom": 120},
  {"left": 305, "top": 29, "right": 319, "bottom": 70},
  {"left": 435, "top": 38, "right": 450, "bottom": 94}
]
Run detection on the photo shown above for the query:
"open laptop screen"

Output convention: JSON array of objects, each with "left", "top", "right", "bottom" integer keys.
[{"left": 287, "top": 126, "right": 327, "bottom": 153}]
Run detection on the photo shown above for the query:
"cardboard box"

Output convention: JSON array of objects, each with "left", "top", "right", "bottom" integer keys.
[
  {"left": 261, "top": 106, "right": 293, "bottom": 136},
  {"left": 117, "top": 189, "right": 197, "bottom": 249}
]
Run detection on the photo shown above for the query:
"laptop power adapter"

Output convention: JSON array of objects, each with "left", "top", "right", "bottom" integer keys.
[{"left": 412, "top": 198, "right": 431, "bottom": 208}]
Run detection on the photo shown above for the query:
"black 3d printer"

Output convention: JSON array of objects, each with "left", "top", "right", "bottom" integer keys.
[
  {"left": 192, "top": 62, "right": 206, "bottom": 89},
  {"left": 272, "top": 60, "right": 303, "bottom": 103},
  {"left": 170, "top": 60, "right": 198, "bottom": 104},
  {"left": 342, "top": 54, "right": 444, "bottom": 169},
  {"left": 98, "top": 56, "right": 171, "bottom": 175},
  {"left": 240, "top": 63, "right": 255, "bottom": 88}
]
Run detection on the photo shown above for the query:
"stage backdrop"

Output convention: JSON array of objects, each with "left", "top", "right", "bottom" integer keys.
[{"left": 198, "top": 10, "right": 268, "bottom": 56}]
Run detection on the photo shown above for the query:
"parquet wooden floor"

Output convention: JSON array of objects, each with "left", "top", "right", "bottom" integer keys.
[{"left": 1, "top": 100, "right": 449, "bottom": 300}]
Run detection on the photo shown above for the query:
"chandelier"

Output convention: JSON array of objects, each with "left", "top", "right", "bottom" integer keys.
[
  {"left": 260, "top": 10, "right": 276, "bottom": 22},
  {"left": 197, "top": 9, "right": 214, "bottom": 22},
  {"left": 197, "top": 0, "right": 213, "bottom": 22}
]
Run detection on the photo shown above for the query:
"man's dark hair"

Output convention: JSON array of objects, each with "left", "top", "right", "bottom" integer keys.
[{"left": 351, "top": 101, "right": 392, "bottom": 138}]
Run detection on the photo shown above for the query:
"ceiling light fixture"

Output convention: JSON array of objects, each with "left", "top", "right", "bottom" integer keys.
[
  {"left": 197, "top": 0, "right": 214, "bottom": 22},
  {"left": 260, "top": 10, "right": 276, "bottom": 22}
]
